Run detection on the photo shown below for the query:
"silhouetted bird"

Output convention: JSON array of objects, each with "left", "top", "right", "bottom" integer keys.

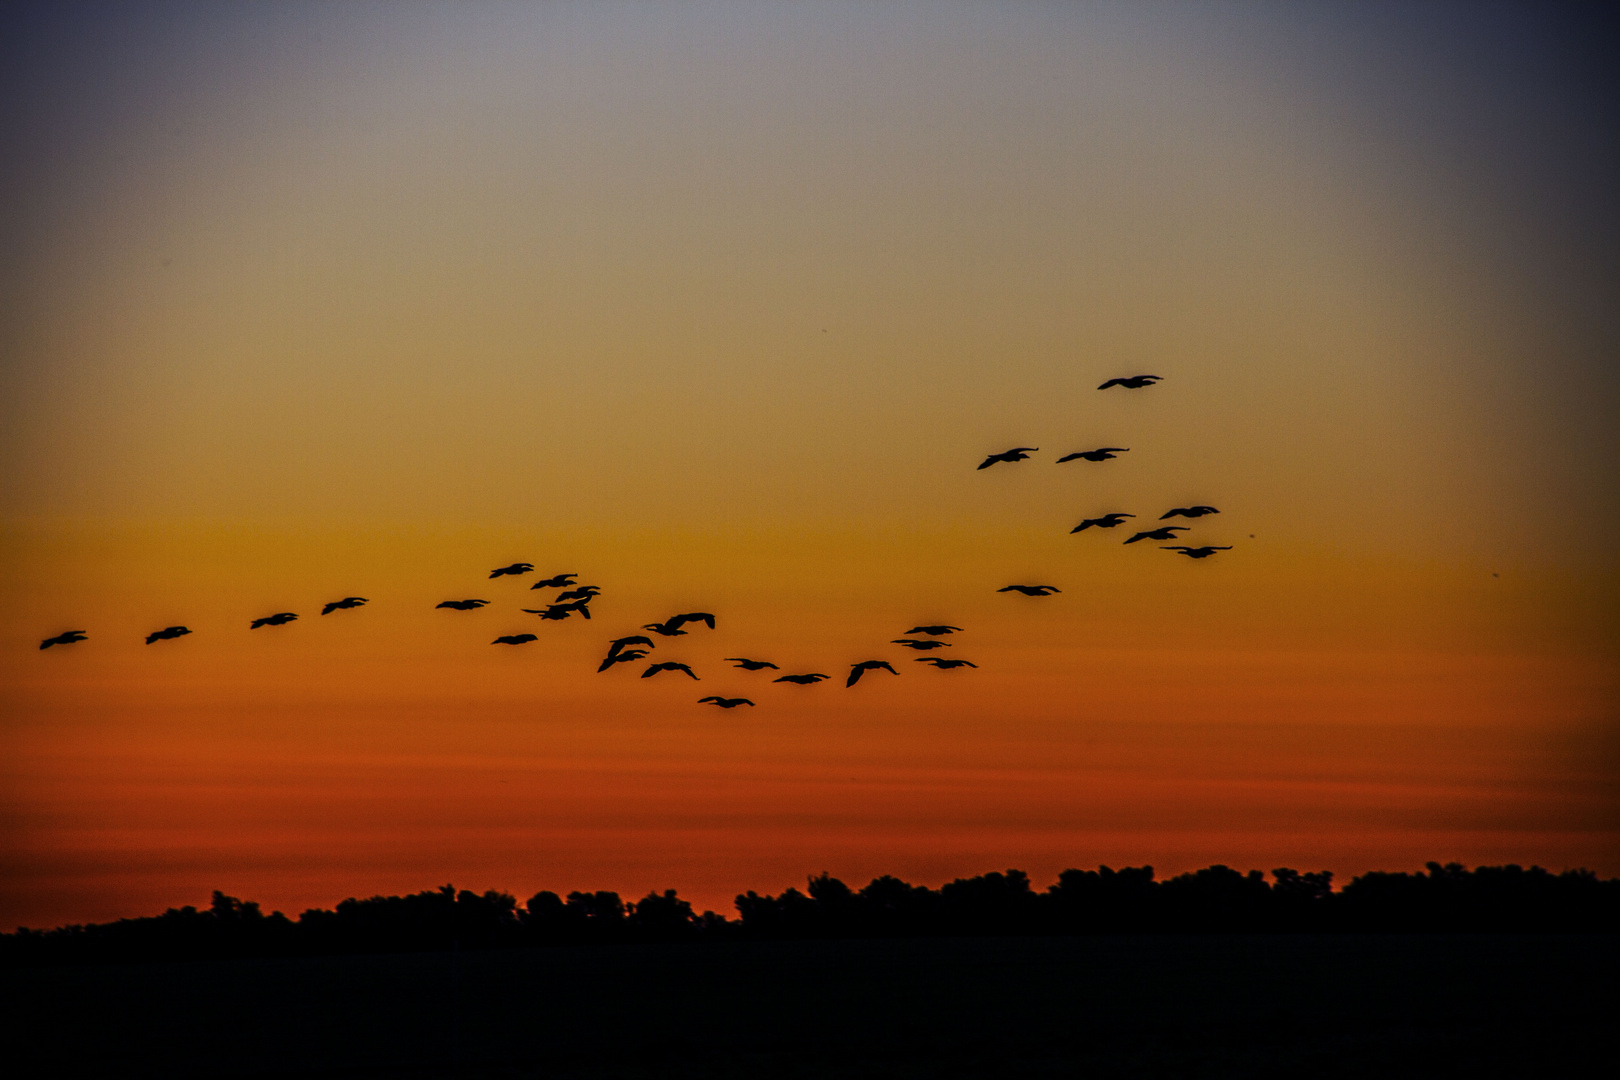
[
  {"left": 892, "top": 639, "right": 950, "bottom": 650},
  {"left": 249, "top": 613, "right": 298, "bottom": 629},
  {"left": 523, "top": 601, "right": 589, "bottom": 621},
  {"left": 773, "top": 673, "right": 829, "bottom": 684},
  {"left": 1161, "top": 545, "right": 1233, "bottom": 559},
  {"left": 489, "top": 563, "right": 534, "bottom": 578},
  {"left": 1160, "top": 506, "right": 1220, "bottom": 519},
  {"left": 145, "top": 626, "right": 191, "bottom": 644},
  {"left": 554, "top": 586, "right": 601, "bottom": 603},
  {"left": 599, "top": 635, "right": 654, "bottom": 670},
  {"left": 598, "top": 649, "right": 648, "bottom": 672},
  {"left": 438, "top": 599, "right": 490, "bottom": 610},
  {"left": 1123, "top": 527, "right": 1188, "bottom": 545},
  {"left": 39, "top": 631, "right": 88, "bottom": 649},
  {"left": 530, "top": 574, "right": 578, "bottom": 589},
  {"left": 642, "top": 662, "right": 699, "bottom": 680},
  {"left": 644, "top": 612, "right": 716, "bottom": 636},
  {"left": 1056, "top": 448, "right": 1128, "bottom": 463},
  {"left": 916, "top": 658, "right": 978, "bottom": 669},
  {"left": 725, "top": 658, "right": 779, "bottom": 671},
  {"left": 847, "top": 660, "right": 899, "bottom": 687},
  {"left": 698, "top": 696, "right": 754, "bottom": 708},
  {"left": 1097, "top": 375, "right": 1161, "bottom": 389},
  {"left": 977, "top": 447, "right": 1038, "bottom": 469},
  {"left": 998, "top": 585, "right": 1061, "bottom": 596},
  {"left": 1071, "top": 513, "right": 1134, "bottom": 532},
  {"left": 905, "top": 625, "right": 963, "bottom": 636},
  {"left": 321, "top": 597, "right": 368, "bottom": 615},
  {"left": 493, "top": 634, "right": 538, "bottom": 645}
]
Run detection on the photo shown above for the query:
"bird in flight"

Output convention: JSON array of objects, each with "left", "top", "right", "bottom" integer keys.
[
  {"left": 905, "top": 625, "right": 963, "bottom": 636},
  {"left": 489, "top": 563, "right": 534, "bottom": 578},
  {"left": 998, "top": 585, "right": 1061, "bottom": 596},
  {"left": 1071, "top": 513, "right": 1134, "bottom": 532},
  {"left": 321, "top": 597, "right": 368, "bottom": 615},
  {"left": 530, "top": 574, "right": 578, "bottom": 590},
  {"left": 1056, "top": 448, "right": 1128, "bottom": 463},
  {"left": 643, "top": 661, "right": 699, "bottom": 680},
  {"left": 249, "top": 613, "right": 298, "bottom": 629},
  {"left": 493, "top": 633, "right": 538, "bottom": 645},
  {"left": 39, "top": 631, "right": 88, "bottom": 650},
  {"left": 916, "top": 658, "right": 977, "bottom": 669},
  {"left": 725, "top": 658, "right": 779, "bottom": 671},
  {"left": 698, "top": 696, "right": 754, "bottom": 709},
  {"left": 1160, "top": 506, "right": 1220, "bottom": 520},
  {"left": 1097, "top": 375, "right": 1162, "bottom": 390},
  {"left": 847, "top": 660, "right": 899, "bottom": 687},
  {"left": 1161, "top": 545, "right": 1233, "bottom": 559},
  {"left": 437, "top": 599, "right": 491, "bottom": 610},
  {"left": 599, "top": 636, "right": 655, "bottom": 671},
  {"left": 774, "top": 673, "right": 830, "bottom": 684},
  {"left": 146, "top": 626, "right": 191, "bottom": 644},
  {"left": 523, "top": 601, "right": 590, "bottom": 621},
  {"left": 891, "top": 639, "right": 950, "bottom": 650},
  {"left": 977, "top": 447, "right": 1038, "bottom": 470},
  {"left": 554, "top": 586, "right": 601, "bottom": 603},
  {"left": 598, "top": 649, "right": 648, "bottom": 672},
  {"left": 644, "top": 612, "right": 716, "bottom": 636},
  {"left": 1124, "top": 527, "right": 1188, "bottom": 545}
]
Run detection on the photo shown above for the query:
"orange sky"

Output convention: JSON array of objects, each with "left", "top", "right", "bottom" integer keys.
[{"left": 2, "top": 2, "right": 1616, "bottom": 928}]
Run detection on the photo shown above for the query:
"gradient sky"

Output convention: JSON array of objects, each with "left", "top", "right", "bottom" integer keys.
[{"left": 2, "top": 1, "right": 1616, "bottom": 928}]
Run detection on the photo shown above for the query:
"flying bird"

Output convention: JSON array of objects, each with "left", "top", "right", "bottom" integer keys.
[
  {"left": 725, "top": 658, "right": 779, "bottom": 671},
  {"left": 599, "top": 635, "right": 655, "bottom": 671},
  {"left": 891, "top": 639, "right": 950, "bottom": 650},
  {"left": 437, "top": 599, "right": 490, "bottom": 610},
  {"left": 249, "top": 613, "right": 298, "bottom": 629},
  {"left": 522, "top": 601, "right": 589, "bottom": 621},
  {"left": 554, "top": 586, "right": 601, "bottom": 603},
  {"left": 847, "top": 660, "right": 899, "bottom": 687},
  {"left": 773, "top": 673, "right": 829, "bottom": 684},
  {"left": 489, "top": 563, "right": 534, "bottom": 578},
  {"left": 998, "top": 585, "right": 1061, "bottom": 596},
  {"left": 1160, "top": 506, "right": 1220, "bottom": 520},
  {"left": 598, "top": 649, "right": 649, "bottom": 672},
  {"left": 145, "top": 626, "right": 191, "bottom": 644},
  {"left": 642, "top": 662, "right": 699, "bottom": 680},
  {"left": 916, "top": 658, "right": 977, "bottom": 669},
  {"left": 493, "top": 634, "right": 538, "bottom": 645},
  {"left": 1071, "top": 513, "right": 1134, "bottom": 532},
  {"left": 1161, "top": 546, "right": 1233, "bottom": 559},
  {"left": 530, "top": 574, "right": 579, "bottom": 590},
  {"left": 905, "top": 625, "right": 963, "bottom": 636},
  {"left": 1056, "top": 448, "right": 1128, "bottom": 463},
  {"left": 977, "top": 447, "right": 1038, "bottom": 470},
  {"left": 1124, "top": 527, "right": 1188, "bottom": 545},
  {"left": 1097, "top": 375, "right": 1162, "bottom": 390},
  {"left": 644, "top": 612, "right": 716, "bottom": 636},
  {"left": 39, "top": 631, "right": 88, "bottom": 650},
  {"left": 698, "top": 696, "right": 754, "bottom": 709},
  {"left": 321, "top": 597, "right": 368, "bottom": 615}
]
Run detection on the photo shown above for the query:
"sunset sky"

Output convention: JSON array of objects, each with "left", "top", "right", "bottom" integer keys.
[{"left": 2, "top": 1, "right": 1615, "bottom": 929}]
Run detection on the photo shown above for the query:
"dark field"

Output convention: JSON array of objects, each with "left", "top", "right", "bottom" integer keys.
[{"left": 5, "top": 935, "right": 1613, "bottom": 1078}]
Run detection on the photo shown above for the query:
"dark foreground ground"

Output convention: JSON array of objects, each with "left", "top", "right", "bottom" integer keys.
[{"left": 4, "top": 935, "right": 1614, "bottom": 1078}]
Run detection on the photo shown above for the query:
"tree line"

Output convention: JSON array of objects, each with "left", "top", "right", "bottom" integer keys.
[{"left": 5, "top": 861, "right": 1615, "bottom": 965}]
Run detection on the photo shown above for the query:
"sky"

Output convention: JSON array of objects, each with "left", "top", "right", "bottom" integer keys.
[{"left": 2, "top": 0, "right": 1616, "bottom": 929}]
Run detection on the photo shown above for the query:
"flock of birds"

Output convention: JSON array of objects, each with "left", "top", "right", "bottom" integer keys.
[{"left": 36, "top": 374, "right": 1234, "bottom": 709}]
